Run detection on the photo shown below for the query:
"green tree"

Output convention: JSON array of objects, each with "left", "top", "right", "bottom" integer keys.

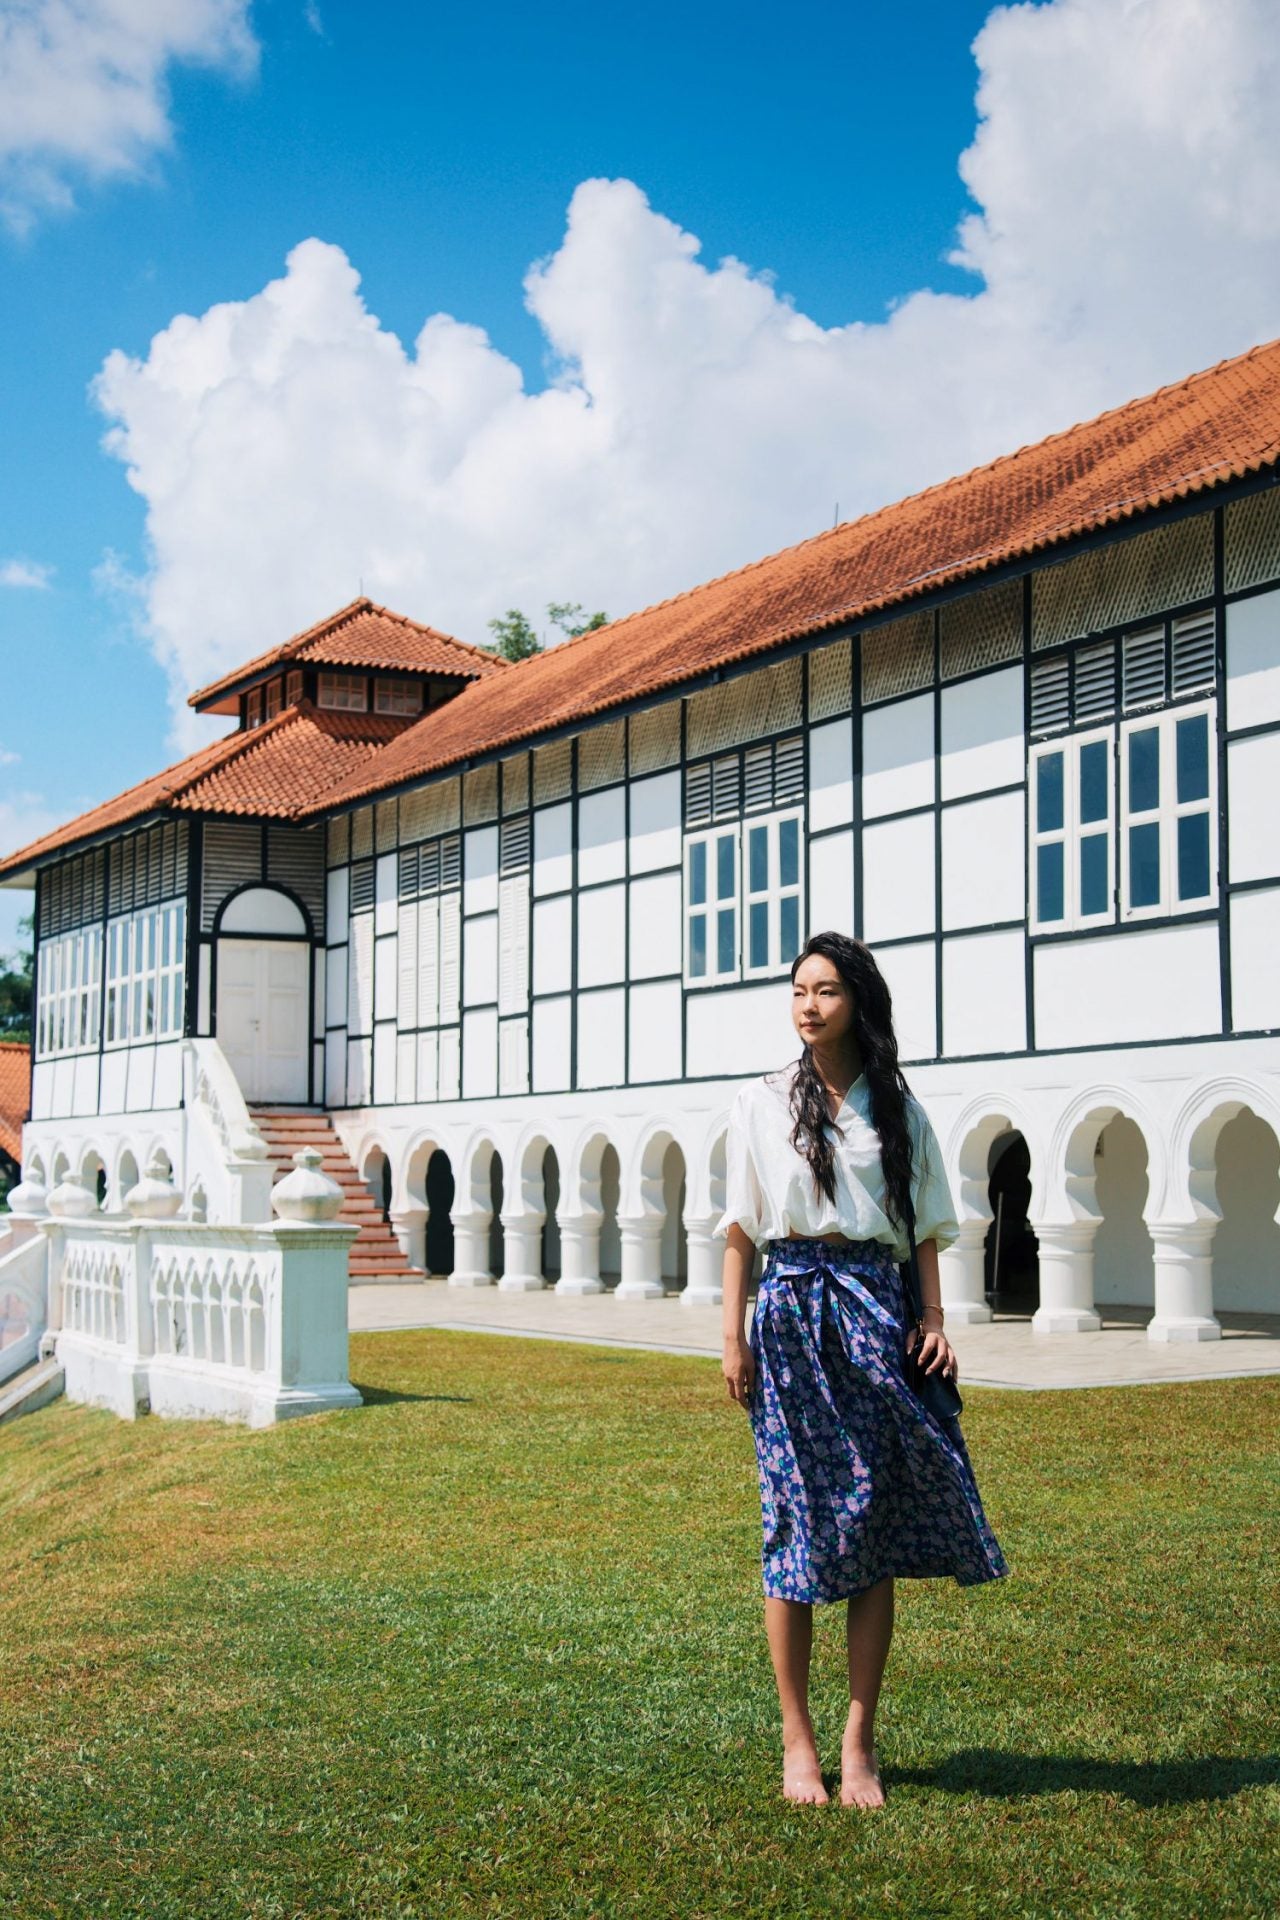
[
  {"left": 0, "top": 914, "right": 33, "bottom": 1044},
  {"left": 487, "top": 602, "right": 609, "bottom": 661}
]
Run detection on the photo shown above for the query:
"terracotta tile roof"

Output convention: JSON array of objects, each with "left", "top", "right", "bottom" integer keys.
[
  {"left": 308, "top": 335, "right": 1280, "bottom": 814},
  {"left": 0, "top": 1042, "right": 30, "bottom": 1164},
  {"left": 189, "top": 597, "right": 508, "bottom": 709},
  {"left": 0, "top": 704, "right": 405, "bottom": 877}
]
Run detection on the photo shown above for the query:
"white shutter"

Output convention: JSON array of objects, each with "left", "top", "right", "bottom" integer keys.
[
  {"left": 417, "top": 896, "right": 439, "bottom": 1030},
  {"left": 348, "top": 915, "right": 374, "bottom": 1035},
  {"left": 438, "top": 1025, "right": 460, "bottom": 1100},
  {"left": 498, "top": 874, "right": 529, "bottom": 1014},
  {"left": 417, "top": 1029, "right": 438, "bottom": 1103},
  {"left": 396, "top": 1032, "right": 417, "bottom": 1104},
  {"left": 439, "top": 894, "right": 461, "bottom": 1021},
  {"left": 397, "top": 902, "right": 417, "bottom": 1031},
  {"left": 499, "top": 1016, "right": 529, "bottom": 1094}
]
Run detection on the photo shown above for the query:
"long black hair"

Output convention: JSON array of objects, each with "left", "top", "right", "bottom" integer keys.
[{"left": 787, "top": 931, "right": 916, "bottom": 1229}]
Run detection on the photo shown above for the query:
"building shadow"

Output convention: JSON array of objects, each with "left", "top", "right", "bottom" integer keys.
[
  {"left": 349, "top": 1383, "right": 474, "bottom": 1407},
  {"left": 881, "top": 1748, "right": 1279, "bottom": 1806}
]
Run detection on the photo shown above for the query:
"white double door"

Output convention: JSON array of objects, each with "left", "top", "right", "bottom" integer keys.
[{"left": 216, "top": 938, "right": 310, "bottom": 1103}]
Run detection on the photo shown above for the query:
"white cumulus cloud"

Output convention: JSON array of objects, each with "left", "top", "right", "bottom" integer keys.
[
  {"left": 94, "top": 0, "right": 1280, "bottom": 748},
  {"left": 0, "top": 0, "right": 257, "bottom": 232},
  {"left": 0, "top": 557, "right": 53, "bottom": 588}
]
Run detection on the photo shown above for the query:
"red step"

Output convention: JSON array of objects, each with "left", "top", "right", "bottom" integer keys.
[{"left": 249, "top": 1107, "right": 416, "bottom": 1282}]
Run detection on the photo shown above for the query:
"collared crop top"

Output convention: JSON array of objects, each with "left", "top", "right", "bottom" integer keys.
[{"left": 715, "top": 1067, "right": 959, "bottom": 1262}]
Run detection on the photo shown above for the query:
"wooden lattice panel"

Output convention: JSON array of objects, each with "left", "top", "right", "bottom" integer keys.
[
  {"left": 326, "top": 815, "right": 349, "bottom": 868},
  {"left": 629, "top": 702, "right": 680, "bottom": 775},
  {"left": 686, "top": 658, "right": 803, "bottom": 758},
  {"left": 939, "top": 579, "right": 1023, "bottom": 680},
  {"left": 1031, "top": 511, "right": 1213, "bottom": 650},
  {"left": 400, "top": 778, "right": 460, "bottom": 844},
  {"left": 1224, "top": 489, "right": 1280, "bottom": 595},
  {"left": 808, "top": 637, "right": 852, "bottom": 720},
  {"left": 375, "top": 799, "right": 398, "bottom": 852},
  {"left": 579, "top": 719, "right": 626, "bottom": 790},
  {"left": 350, "top": 807, "right": 373, "bottom": 860},
  {"left": 533, "top": 738, "right": 573, "bottom": 805},
  {"left": 861, "top": 608, "right": 934, "bottom": 705},
  {"left": 463, "top": 763, "right": 498, "bottom": 824},
  {"left": 501, "top": 753, "right": 529, "bottom": 814}
]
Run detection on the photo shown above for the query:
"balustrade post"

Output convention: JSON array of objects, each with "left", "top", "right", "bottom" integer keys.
[{"left": 939, "top": 1218, "right": 995, "bottom": 1324}]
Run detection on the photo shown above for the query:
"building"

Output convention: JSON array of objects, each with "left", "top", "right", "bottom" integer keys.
[{"left": 5, "top": 340, "right": 1280, "bottom": 1344}]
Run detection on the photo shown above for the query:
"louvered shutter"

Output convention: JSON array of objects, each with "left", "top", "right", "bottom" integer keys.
[
  {"left": 684, "top": 761, "right": 712, "bottom": 827},
  {"left": 773, "top": 734, "right": 805, "bottom": 804},
  {"left": 1171, "top": 611, "right": 1216, "bottom": 696},
  {"left": 417, "top": 896, "right": 440, "bottom": 1028},
  {"left": 498, "top": 875, "right": 529, "bottom": 1014},
  {"left": 348, "top": 914, "right": 374, "bottom": 1035},
  {"left": 438, "top": 894, "right": 461, "bottom": 1021},
  {"left": 1073, "top": 643, "right": 1116, "bottom": 722},
  {"left": 1122, "top": 627, "right": 1166, "bottom": 709},
  {"left": 1030, "top": 658, "right": 1070, "bottom": 733},
  {"left": 397, "top": 902, "right": 418, "bottom": 1031}
]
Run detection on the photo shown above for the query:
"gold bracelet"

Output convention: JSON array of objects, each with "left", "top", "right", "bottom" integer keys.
[{"left": 920, "top": 1306, "right": 945, "bottom": 1325}]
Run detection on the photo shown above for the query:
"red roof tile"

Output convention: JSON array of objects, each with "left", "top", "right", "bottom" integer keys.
[
  {"left": 308, "top": 336, "right": 1280, "bottom": 813},
  {"left": 189, "top": 598, "right": 507, "bottom": 708},
  {"left": 0, "top": 704, "right": 404, "bottom": 876},
  {"left": 0, "top": 1042, "right": 30, "bottom": 1164}
]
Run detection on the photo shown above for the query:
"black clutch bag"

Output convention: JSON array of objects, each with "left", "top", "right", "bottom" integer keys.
[{"left": 900, "top": 1203, "right": 964, "bottom": 1423}]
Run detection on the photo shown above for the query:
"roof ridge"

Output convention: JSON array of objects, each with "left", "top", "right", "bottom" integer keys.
[
  {"left": 361, "top": 598, "right": 509, "bottom": 667},
  {"left": 534, "top": 333, "right": 1280, "bottom": 657}
]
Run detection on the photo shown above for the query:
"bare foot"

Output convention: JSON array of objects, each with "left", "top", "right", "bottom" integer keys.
[
  {"left": 840, "top": 1734, "right": 885, "bottom": 1809},
  {"left": 782, "top": 1731, "right": 830, "bottom": 1805}
]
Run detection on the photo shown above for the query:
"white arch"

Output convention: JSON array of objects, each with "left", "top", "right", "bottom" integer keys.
[
  {"left": 1046, "top": 1083, "right": 1163, "bottom": 1225},
  {"left": 1172, "top": 1075, "right": 1280, "bottom": 1223},
  {"left": 946, "top": 1093, "right": 1039, "bottom": 1225}
]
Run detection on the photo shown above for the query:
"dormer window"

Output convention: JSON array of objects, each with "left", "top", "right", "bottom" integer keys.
[
  {"left": 245, "top": 687, "right": 263, "bottom": 728},
  {"left": 318, "top": 671, "right": 368, "bottom": 712},
  {"left": 265, "top": 678, "right": 282, "bottom": 721},
  {"left": 374, "top": 677, "right": 424, "bottom": 716},
  {"left": 286, "top": 669, "right": 304, "bottom": 706}
]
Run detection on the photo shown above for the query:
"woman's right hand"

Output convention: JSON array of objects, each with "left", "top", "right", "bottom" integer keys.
[{"left": 723, "top": 1335, "right": 756, "bottom": 1409}]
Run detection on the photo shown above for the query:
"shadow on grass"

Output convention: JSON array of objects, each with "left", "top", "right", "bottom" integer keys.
[
  {"left": 886, "top": 1749, "right": 1280, "bottom": 1805},
  {"left": 349, "top": 1383, "right": 475, "bottom": 1407}
]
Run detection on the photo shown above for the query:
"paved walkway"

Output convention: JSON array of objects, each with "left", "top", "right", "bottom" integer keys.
[{"left": 349, "top": 1278, "right": 1280, "bottom": 1390}]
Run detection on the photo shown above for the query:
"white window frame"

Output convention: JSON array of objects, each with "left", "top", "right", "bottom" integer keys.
[
  {"left": 35, "top": 925, "right": 102, "bottom": 1059},
  {"left": 1029, "top": 726, "right": 1116, "bottom": 934},
  {"left": 1119, "top": 699, "right": 1218, "bottom": 922},
  {"left": 374, "top": 677, "right": 424, "bottom": 716},
  {"left": 684, "top": 824, "right": 740, "bottom": 985},
  {"left": 104, "top": 901, "right": 186, "bottom": 1047},
  {"left": 742, "top": 807, "right": 805, "bottom": 978},
  {"left": 317, "top": 671, "right": 369, "bottom": 713}
]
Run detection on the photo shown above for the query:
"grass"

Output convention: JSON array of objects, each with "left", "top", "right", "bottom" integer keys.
[{"left": 1, "top": 1331, "right": 1278, "bottom": 1920}]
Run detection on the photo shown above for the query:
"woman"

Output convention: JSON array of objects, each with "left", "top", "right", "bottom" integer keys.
[{"left": 719, "top": 931, "right": 1009, "bottom": 1810}]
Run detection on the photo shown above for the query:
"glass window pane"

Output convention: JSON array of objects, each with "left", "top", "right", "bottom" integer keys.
[
  {"left": 716, "top": 907, "right": 735, "bottom": 975},
  {"left": 780, "top": 893, "right": 800, "bottom": 961},
  {"left": 749, "top": 900, "right": 769, "bottom": 968},
  {"left": 689, "top": 913, "right": 707, "bottom": 978},
  {"left": 1079, "top": 741, "right": 1108, "bottom": 825},
  {"left": 716, "top": 835, "right": 736, "bottom": 902},
  {"left": 1128, "top": 728, "right": 1160, "bottom": 814},
  {"left": 1036, "top": 753, "right": 1064, "bottom": 833},
  {"left": 1036, "top": 842, "right": 1064, "bottom": 923},
  {"left": 778, "top": 817, "right": 800, "bottom": 889},
  {"left": 689, "top": 841, "right": 706, "bottom": 908},
  {"left": 1177, "top": 812, "right": 1211, "bottom": 901},
  {"left": 1129, "top": 821, "right": 1161, "bottom": 908},
  {"left": 748, "top": 825, "right": 768, "bottom": 895},
  {"left": 1080, "top": 833, "right": 1108, "bottom": 917},
  {"left": 1176, "top": 713, "right": 1209, "bottom": 804}
]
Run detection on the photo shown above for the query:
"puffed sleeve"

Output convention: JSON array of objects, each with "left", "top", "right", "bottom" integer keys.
[
  {"left": 908, "top": 1099, "right": 959, "bottom": 1254},
  {"left": 714, "top": 1083, "right": 766, "bottom": 1244}
]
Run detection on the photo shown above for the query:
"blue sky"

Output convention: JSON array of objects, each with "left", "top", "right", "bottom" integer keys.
[{"left": 2, "top": 0, "right": 1279, "bottom": 954}]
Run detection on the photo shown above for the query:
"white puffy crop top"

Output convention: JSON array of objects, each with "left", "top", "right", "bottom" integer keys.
[{"left": 715, "top": 1068, "right": 959, "bottom": 1263}]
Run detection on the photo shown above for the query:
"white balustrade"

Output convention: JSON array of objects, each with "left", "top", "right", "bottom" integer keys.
[
  {"left": 182, "top": 1039, "right": 273, "bottom": 1224},
  {"left": 0, "top": 1230, "right": 51, "bottom": 1386}
]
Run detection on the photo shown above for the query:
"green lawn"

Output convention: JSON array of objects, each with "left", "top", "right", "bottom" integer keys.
[{"left": 1, "top": 1333, "right": 1277, "bottom": 1920}]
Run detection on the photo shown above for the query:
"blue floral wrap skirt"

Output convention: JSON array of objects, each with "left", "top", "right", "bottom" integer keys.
[{"left": 747, "top": 1236, "right": 1010, "bottom": 1604}]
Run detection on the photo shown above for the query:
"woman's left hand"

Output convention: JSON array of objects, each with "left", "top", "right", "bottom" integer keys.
[{"left": 905, "top": 1323, "right": 959, "bottom": 1380}]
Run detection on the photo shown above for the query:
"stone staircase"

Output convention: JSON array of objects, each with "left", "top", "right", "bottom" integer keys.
[{"left": 249, "top": 1108, "right": 417, "bottom": 1284}]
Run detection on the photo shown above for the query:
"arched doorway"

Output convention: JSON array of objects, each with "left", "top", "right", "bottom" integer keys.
[
  {"left": 541, "top": 1146, "right": 562, "bottom": 1283},
  {"left": 985, "top": 1132, "right": 1038, "bottom": 1311},
  {"left": 1212, "top": 1110, "right": 1280, "bottom": 1318},
  {"left": 1092, "top": 1115, "right": 1154, "bottom": 1310},
  {"left": 599, "top": 1143, "right": 621, "bottom": 1288},
  {"left": 215, "top": 887, "right": 311, "bottom": 1102},
  {"left": 661, "top": 1141, "right": 687, "bottom": 1290},
  {"left": 488, "top": 1151, "right": 505, "bottom": 1280},
  {"left": 425, "top": 1149, "right": 455, "bottom": 1277}
]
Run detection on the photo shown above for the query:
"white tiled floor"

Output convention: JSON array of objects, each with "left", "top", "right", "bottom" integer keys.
[{"left": 349, "top": 1279, "right": 1280, "bottom": 1390}]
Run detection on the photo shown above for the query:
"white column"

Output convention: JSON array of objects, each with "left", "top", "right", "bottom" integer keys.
[
  {"left": 938, "top": 1219, "right": 994, "bottom": 1324},
  {"left": 555, "top": 1213, "right": 604, "bottom": 1295},
  {"left": 1147, "top": 1219, "right": 1221, "bottom": 1342},
  {"left": 389, "top": 1205, "right": 427, "bottom": 1273},
  {"left": 448, "top": 1210, "right": 495, "bottom": 1288},
  {"left": 1031, "top": 1220, "right": 1101, "bottom": 1334},
  {"left": 498, "top": 1211, "right": 546, "bottom": 1291},
  {"left": 615, "top": 1213, "right": 665, "bottom": 1300},
  {"left": 681, "top": 1215, "right": 722, "bottom": 1307}
]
